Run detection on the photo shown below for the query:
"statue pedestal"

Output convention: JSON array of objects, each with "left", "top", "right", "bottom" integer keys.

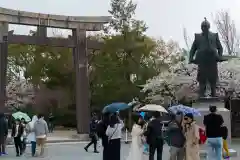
[
  {"left": 193, "top": 97, "right": 237, "bottom": 158},
  {"left": 193, "top": 97, "right": 225, "bottom": 108}
]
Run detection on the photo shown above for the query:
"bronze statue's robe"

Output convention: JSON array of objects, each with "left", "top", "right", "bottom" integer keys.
[{"left": 189, "top": 32, "right": 223, "bottom": 96}]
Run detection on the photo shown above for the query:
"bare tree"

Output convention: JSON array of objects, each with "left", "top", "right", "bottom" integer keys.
[
  {"left": 213, "top": 10, "right": 239, "bottom": 55},
  {"left": 183, "top": 27, "right": 192, "bottom": 50}
]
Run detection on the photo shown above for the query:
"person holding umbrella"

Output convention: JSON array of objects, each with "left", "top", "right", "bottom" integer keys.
[
  {"left": 11, "top": 119, "right": 24, "bottom": 157},
  {"left": 183, "top": 113, "right": 200, "bottom": 160},
  {"left": 97, "top": 113, "right": 110, "bottom": 160},
  {"left": 144, "top": 111, "right": 164, "bottom": 160},
  {"left": 167, "top": 113, "right": 185, "bottom": 160},
  {"left": 106, "top": 113, "right": 124, "bottom": 160}
]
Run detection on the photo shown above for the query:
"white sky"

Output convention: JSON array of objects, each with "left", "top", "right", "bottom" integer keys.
[{"left": 2, "top": 0, "right": 240, "bottom": 47}]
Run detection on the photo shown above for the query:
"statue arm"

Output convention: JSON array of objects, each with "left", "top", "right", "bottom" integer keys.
[
  {"left": 189, "top": 38, "right": 197, "bottom": 62},
  {"left": 216, "top": 33, "right": 223, "bottom": 56}
]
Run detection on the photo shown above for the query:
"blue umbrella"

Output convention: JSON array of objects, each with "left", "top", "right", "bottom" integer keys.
[
  {"left": 168, "top": 104, "right": 201, "bottom": 116},
  {"left": 140, "top": 112, "right": 145, "bottom": 119},
  {"left": 102, "top": 102, "right": 130, "bottom": 113}
]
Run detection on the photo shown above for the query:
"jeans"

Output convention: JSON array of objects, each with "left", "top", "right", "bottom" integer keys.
[
  {"left": 207, "top": 137, "right": 223, "bottom": 160},
  {"left": 169, "top": 146, "right": 185, "bottom": 160},
  {"left": 31, "top": 141, "right": 36, "bottom": 156}
]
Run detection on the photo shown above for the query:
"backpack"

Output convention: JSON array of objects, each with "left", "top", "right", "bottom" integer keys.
[
  {"left": 165, "top": 121, "right": 185, "bottom": 147},
  {"left": 199, "top": 127, "right": 207, "bottom": 144},
  {"left": 96, "top": 121, "right": 105, "bottom": 138}
]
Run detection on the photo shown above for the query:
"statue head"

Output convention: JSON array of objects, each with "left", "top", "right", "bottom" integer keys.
[{"left": 201, "top": 17, "right": 210, "bottom": 33}]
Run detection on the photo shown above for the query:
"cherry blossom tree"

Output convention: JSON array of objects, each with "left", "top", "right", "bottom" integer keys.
[
  {"left": 143, "top": 58, "right": 240, "bottom": 102},
  {"left": 6, "top": 79, "right": 34, "bottom": 109}
]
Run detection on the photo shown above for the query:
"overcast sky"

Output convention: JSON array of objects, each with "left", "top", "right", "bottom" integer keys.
[{"left": 1, "top": 0, "right": 240, "bottom": 47}]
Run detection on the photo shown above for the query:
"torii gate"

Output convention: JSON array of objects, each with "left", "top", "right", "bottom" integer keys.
[{"left": 0, "top": 7, "right": 111, "bottom": 134}]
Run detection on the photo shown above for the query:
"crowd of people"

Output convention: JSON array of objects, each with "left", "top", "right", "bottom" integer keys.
[
  {"left": 0, "top": 105, "right": 229, "bottom": 159},
  {"left": 85, "top": 105, "right": 229, "bottom": 160},
  {"left": 0, "top": 113, "right": 49, "bottom": 157}
]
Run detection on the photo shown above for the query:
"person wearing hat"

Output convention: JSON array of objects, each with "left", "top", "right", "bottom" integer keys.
[
  {"left": 183, "top": 113, "right": 200, "bottom": 160},
  {"left": 203, "top": 105, "right": 224, "bottom": 160}
]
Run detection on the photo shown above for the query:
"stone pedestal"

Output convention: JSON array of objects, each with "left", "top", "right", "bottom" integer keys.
[{"left": 193, "top": 97, "right": 225, "bottom": 108}]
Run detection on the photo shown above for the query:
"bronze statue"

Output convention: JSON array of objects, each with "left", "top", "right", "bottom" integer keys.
[{"left": 189, "top": 18, "right": 223, "bottom": 97}]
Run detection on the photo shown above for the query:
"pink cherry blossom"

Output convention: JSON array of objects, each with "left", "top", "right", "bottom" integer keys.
[{"left": 143, "top": 58, "right": 240, "bottom": 102}]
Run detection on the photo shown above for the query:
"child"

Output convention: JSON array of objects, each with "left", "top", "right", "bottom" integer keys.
[{"left": 222, "top": 126, "right": 229, "bottom": 159}]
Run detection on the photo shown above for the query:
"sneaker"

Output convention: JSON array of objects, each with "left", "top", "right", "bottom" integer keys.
[
  {"left": 2, "top": 152, "right": 7, "bottom": 155},
  {"left": 84, "top": 147, "right": 88, "bottom": 152},
  {"left": 94, "top": 151, "right": 99, "bottom": 153}
]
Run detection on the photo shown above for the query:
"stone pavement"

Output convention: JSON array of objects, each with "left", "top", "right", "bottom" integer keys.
[
  {"left": 0, "top": 141, "right": 239, "bottom": 160},
  {"left": 7, "top": 130, "right": 82, "bottom": 144},
  {"left": 7, "top": 130, "right": 132, "bottom": 144}
]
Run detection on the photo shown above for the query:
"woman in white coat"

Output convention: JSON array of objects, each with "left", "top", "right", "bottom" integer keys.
[
  {"left": 26, "top": 115, "right": 38, "bottom": 157},
  {"left": 126, "top": 115, "right": 145, "bottom": 160}
]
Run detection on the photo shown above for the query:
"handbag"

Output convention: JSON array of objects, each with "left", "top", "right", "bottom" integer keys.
[{"left": 108, "top": 124, "right": 118, "bottom": 143}]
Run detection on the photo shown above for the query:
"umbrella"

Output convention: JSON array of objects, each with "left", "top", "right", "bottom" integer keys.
[
  {"left": 138, "top": 104, "right": 168, "bottom": 113},
  {"left": 12, "top": 111, "right": 31, "bottom": 122},
  {"left": 133, "top": 103, "right": 142, "bottom": 111},
  {"left": 168, "top": 104, "right": 201, "bottom": 116},
  {"left": 140, "top": 112, "right": 145, "bottom": 118},
  {"left": 102, "top": 102, "right": 130, "bottom": 113}
]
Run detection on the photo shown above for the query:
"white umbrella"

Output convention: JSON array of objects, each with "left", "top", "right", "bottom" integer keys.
[{"left": 138, "top": 104, "right": 168, "bottom": 113}]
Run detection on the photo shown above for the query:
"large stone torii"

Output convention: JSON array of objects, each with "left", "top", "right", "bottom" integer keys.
[{"left": 0, "top": 7, "right": 111, "bottom": 134}]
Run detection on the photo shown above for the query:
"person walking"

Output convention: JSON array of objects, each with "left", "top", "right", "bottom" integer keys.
[
  {"left": 84, "top": 115, "right": 99, "bottom": 153},
  {"left": 34, "top": 114, "right": 49, "bottom": 157},
  {"left": 183, "top": 113, "right": 200, "bottom": 160},
  {"left": 2, "top": 114, "right": 8, "bottom": 155},
  {"left": 48, "top": 113, "right": 54, "bottom": 133},
  {"left": 26, "top": 115, "right": 38, "bottom": 157},
  {"left": 203, "top": 105, "right": 224, "bottom": 160},
  {"left": 11, "top": 119, "right": 24, "bottom": 157},
  {"left": 106, "top": 113, "right": 124, "bottom": 160},
  {"left": 167, "top": 114, "right": 185, "bottom": 160},
  {"left": 20, "top": 118, "right": 27, "bottom": 153},
  {"left": 0, "top": 113, "right": 8, "bottom": 156},
  {"left": 144, "top": 112, "right": 164, "bottom": 160}
]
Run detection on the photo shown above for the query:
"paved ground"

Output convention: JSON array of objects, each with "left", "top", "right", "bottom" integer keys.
[
  {"left": 0, "top": 141, "right": 239, "bottom": 160},
  {"left": 7, "top": 130, "right": 132, "bottom": 144}
]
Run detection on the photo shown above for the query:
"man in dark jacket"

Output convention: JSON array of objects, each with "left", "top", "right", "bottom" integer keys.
[
  {"left": 144, "top": 112, "right": 164, "bottom": 160},
  {"left": 0, "top": 113, "right": 8, "bottom": 156},
  {"left": 97, "top": 113, "right": 109, "bottom": 160},
  {"left": 167, "top": 114, "right": 185, "bottom": 160},
  {"left": 11, "top": 119, "right": 24, "bottom": 156},
  {"left": 84, "top": 115, "right": 99, "bottom": 153},
  {"left": 203, "top": 105, "right": 224, "bottom": 160}
]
